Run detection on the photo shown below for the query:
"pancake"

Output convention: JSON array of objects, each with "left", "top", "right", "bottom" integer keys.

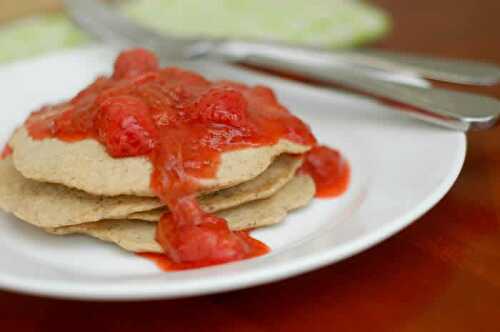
[
  {"left": 11, "top": 127, "right": 310, "bottom": 197},
  {"left": 45, "top": 175, "right": 315, "bottom": 253},
  {"left": 129, "top": 154, "right": 302, "bottom": 221},
  {"left": 0, "top": 154, "right": 302, "bottom": 228}
]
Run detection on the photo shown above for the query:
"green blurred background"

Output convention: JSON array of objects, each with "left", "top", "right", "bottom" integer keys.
[{"left": 0, "top": 0, "right": 390, "bottom": 63}]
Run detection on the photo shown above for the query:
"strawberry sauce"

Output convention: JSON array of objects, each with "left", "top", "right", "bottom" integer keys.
[
  {"left": 24, "top": 49, "right": 348, "bottom": 270},
  {"left": 138, "top": 231, "right": 269, "bottom": 270},
  {"left": 0, "top": 145, "right": 12, "bottom": 160},
  {"left": 301, "top": 145, "right": 350, "bottom": 198}
]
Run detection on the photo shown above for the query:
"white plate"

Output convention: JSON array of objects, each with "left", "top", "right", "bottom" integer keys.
[{"left": 0, "top": 47, "right": 465, "bottom": 300}]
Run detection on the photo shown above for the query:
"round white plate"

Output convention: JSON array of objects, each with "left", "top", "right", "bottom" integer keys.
[{"left": 0, "top": 47, "right": 465, "bottom": 300}]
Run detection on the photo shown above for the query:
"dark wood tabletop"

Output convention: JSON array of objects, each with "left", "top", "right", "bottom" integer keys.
[{"left": 2, "top": 0, "right": 500, "bottom": 331}]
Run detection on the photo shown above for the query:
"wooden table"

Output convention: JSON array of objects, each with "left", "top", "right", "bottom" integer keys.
[{"left": 2, "top": 0, "right": 500, "bottom": 330}]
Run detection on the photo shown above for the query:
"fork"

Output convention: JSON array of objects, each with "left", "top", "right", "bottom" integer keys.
[{"left": 64, "top": 0, "right": 500, "bottom": 131}]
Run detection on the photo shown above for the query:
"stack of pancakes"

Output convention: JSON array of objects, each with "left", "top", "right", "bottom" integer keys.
[{"left": 0, "top": 127, "right": 315, "bottom": 254}]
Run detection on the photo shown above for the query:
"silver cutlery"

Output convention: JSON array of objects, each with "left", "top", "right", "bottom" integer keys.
[{"left": 63, "top": 0, "right": 500, "bottom": 131}]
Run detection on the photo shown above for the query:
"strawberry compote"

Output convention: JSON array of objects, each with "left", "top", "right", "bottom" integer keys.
[
  {"left": 24, "top": 48, "right": 348, "bottom": 269},
  {"left": 301, "top": 145, "right": 350, "bottom": 198},
  {"left": 0, "top": 145, "right": 12, "bottom": 160}
]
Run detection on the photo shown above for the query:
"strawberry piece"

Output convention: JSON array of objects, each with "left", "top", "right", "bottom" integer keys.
[
  {"left": 196, "top": 88, "right": 248, "bottom": 127},
  {"left": 113, "top": 48, "right": 159, "bottom": 80},
  {"left": 253, "top": 85, "right": 278, "bottom": 103},
  {"left": 95, "top": 95, "right": 156, "bottom": 157},
  {"left": 301, "top": 145, "right": 350, "bottom": 198},
  {"left": 156, "top": 198, "right": 252, "bottom": 264}
]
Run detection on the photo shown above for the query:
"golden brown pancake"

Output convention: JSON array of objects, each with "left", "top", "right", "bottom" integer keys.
[
  {"left": 11, "top": 127, "right": 310, "bottom": 197},
  {"left": 46, "top": 175, "right": 315, "bottom": 253},
  {"left": 0, "top": 155, "right": 302, "bottom": 227}
]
